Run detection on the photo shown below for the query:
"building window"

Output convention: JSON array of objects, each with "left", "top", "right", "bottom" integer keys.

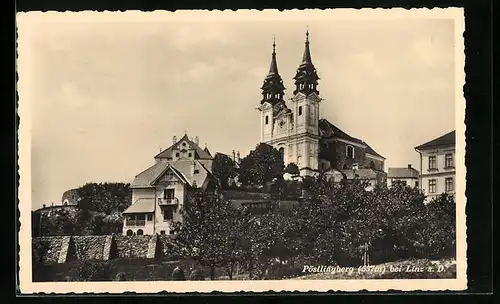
[
  {"left": 147, "top": 214, "right": 153, "bottom": 221},
  {"left": 163, "top": 207, "right": 174, "bottom": 221},
  {"left": 445, "top": 177, "right": 454, "bottom": 192},
  {"left": 265, "top": 115, "right": 269, "bottom": 124},
  {"left": 194, "top": 169, "right": 199, "bottom": 174},
  {"left": 278, "top": 147, "right": 285, "bottom": 162},
  {"left": 160, "top": 230, "right": 166, "bottom": 235},
  {"left": 298, "top": 106, "right": 302, "bottom": 116},
  {"left": 428, "top": 155, "right": 437, "bottom": 170},
  {"left": 126, "top": 230, "right": 133, "bottom": 236},
  {"left": 137, "top": 229, "right": 143, "bottom": 236},
  {"left": 175, "top": 152, "right": 180, "bottom": 157},
  {"left": 169, "top": 230, "right": 175, "bottom": 235},
  {"left": 346, "top": 145, "right": 354, "bottom": 158},
  {"left": 343, "top": 164, "right": 348, "bottom": 170},
  {"left": 188, "top": 152, "right": 192, "bottom": 158},
  {"left": 415, "top": 181, "right": 419, "bottom": 188},
  {"left": 429, "top": 179, "right": 437, "bottom": 193},
  {"left": 445, "top": 153, "right": 454, "bottom": 168},
  {"left": 164, "top": 189, "right": 175, "bottom": 199},
  {"left": 370, "top": 161, "right": 375, "bottom": 169}
]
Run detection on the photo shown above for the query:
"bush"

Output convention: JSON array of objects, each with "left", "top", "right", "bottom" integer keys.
[
  {"left": 171, "top": 266, "right": 186, "bottom": 281},
  {"left": 77, "top": 260, "right": 112, "bottom": 281},
  {"left": 114, "top": 272, "right": 127, "bottom": 281},
  {"left": 264, "top": 263, "right": 303, "bottom": 280},
  {"left": 189, "top": 268, "right": 205, "bottom": 280}
]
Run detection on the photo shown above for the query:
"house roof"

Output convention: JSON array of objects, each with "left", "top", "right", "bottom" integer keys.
[
  {"left": 415, "top": 130, "right": 456, "bottom": 151},
  {"left": 130, "top": 159, "right": 213, "bottom": 189},
  {"left": 318, "top": 118, "right": 385, "bottom": 159},
  {"left": 122, "top": 198, "right": 155, "bottom": 214},
  {"left": 340, "top": 168, "right": 382, "bottom": 180},
  {"left": 154, "top": 134, "right": 213, "bottom": 160},
  {"left": 388, "top": 167, "right": 420, "bottom": 178}
]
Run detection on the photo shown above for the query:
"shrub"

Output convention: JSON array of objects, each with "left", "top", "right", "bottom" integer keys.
[
  {"left": 77, "top": 260, "right": 112, "bottom": 281},
  {"left": 115, "top": 272, "right": 127, "bottom": 281},
  {"left": 171, "top": 266, "right": 186, "bottom": 281},
  {"left": 264, "top": 263, "right": 303, "bottom": 280},
  {"left": 189, "top": 268, "right": 205, "bottom": 281}
]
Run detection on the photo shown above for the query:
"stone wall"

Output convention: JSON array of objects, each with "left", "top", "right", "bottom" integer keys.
[
  {"left": 72, "top": 236, "right": 108, "bottom": 260},
  {"left": 32, "top": 236, "right": 68, "bottom": 264},
  {"left": 32, "top": 235, "right": 181, "bottom": 263},
  {"left": 113, "top": 235, "right": 154, "bottom": 259}
]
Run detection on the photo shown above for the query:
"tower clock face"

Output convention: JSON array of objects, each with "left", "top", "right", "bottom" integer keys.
[{"left": 279, "top": 120, "right": 285, "bottom": 128}]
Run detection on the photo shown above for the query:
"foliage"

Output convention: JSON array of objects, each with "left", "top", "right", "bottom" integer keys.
[
  {"left": 285, "top": 163, "right": 300, "bottom": 176},
  {"left": 77, "top": 182, "right": 132, "bottom": 214},
  {"left": 212, "top": 153, "right": 238, "bottom": 189},
  {"left": 171, "top": 266, "right": 186, "bottom": 281},
  {"left": 189, "top": 268, "right": 206, "bottom": 280},
  {"left": 238, "top": 143, "right": 284, "bottom": 187},
  {"left": 77, "top": 260, "right": 112, "bottom": 281},
  {"left": 171, "top": 188, "right": 253, "bottom": 280}
]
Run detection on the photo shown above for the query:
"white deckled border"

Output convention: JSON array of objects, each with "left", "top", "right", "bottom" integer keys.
[{"left": 17, "top": 7, "right": 467, "bottom": 294}]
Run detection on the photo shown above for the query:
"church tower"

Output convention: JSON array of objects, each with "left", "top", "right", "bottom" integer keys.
[
  {"left": 289, "top": 30, "right": 322, "bottom": 174},
  {"left": 258, "top": 32, "right": 321, "bottom": 176}
]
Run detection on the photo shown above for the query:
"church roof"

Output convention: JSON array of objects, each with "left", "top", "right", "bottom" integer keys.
[
  {"left": 154, "top": 134, "right": 213, "bottom": 160},
  {"left": 130, "top": 159, "right": 214, "bottom": 189},
  {"left": 415, "top": 130, "right": 456, "bottom": 151},
  {"left": 319, "top": 118, "right": 385, "bottom": 159}
]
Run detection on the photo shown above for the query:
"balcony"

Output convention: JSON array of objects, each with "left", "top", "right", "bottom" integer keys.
[
  {"left": 125, "top": 219, "right": 146, "bottom": 227},
  {"left": 158, "top": 197, "right": 179, "bottom": 206}
]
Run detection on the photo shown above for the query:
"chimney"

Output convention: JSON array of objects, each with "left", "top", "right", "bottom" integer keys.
[
  {"left": 236, "top": 151, "right": 240, "bottom": 163},
  {"left": 194, "top": 136, "right": 199, "bottom": 146},
  {"left": 232, "top": 150, "right": 236, "bottom": 162},
  {"left": 173, "top": 136, "right": 177, "bottom": 145},
  {"left": 408, "top": 164, "right": 412, "bottom": 169}
]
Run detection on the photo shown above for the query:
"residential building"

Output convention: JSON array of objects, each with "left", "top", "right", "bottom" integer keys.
[
  {"left": 122, "top": 134, "right": 219, "bottom": 236},
  {"left": 257, "top": 31, "right": 386, "bottom": 185},
  {"left": 387, "top": 164, "right": 420, "bottom": 188},
  {"left": 415, "top": 130, "right": 456, "bottom": 202}
]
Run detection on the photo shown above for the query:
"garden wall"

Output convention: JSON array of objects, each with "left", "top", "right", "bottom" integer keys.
[{"left": 32, "top": 235, "right": 177, "bottom": 264}]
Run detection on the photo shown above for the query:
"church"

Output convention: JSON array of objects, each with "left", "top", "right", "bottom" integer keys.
[{"left": 258, "top": 31, "right": 387, "bottom": 186}]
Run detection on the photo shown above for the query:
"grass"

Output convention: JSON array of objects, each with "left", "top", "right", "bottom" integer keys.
[{"left": 293, "top": 258, "right": 456, "bottom": 280}]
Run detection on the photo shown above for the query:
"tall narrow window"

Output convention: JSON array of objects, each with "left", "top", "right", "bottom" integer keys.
[
  {"left": 428, "top": 156, "right": 437, "bottom": 170},
  {"left": 164, "top": 189, "right": 175, "bottom": 200},
  {"left": 265, "top": 115, "right": 269, "bottom": 125},
  {"left": 278, "top": 147, "right": 285, "bottom": 162},
  {"left": 429, "top": 179, "right": 437, "bottom": 193},
  {"left": 163, "top": 207, "right": 174, "bottom": 221},
  {"left": 445, "top": 153, "right": 454, "bottom": 168},
  {"left": 346, "top": 145, "right": 354, "bottom": 158},
  {"left": 298, "top": 106, "right": 303, "bottom": 116},
  {"left": 445, "top": 177, "right": 454, "bottom": 192}
]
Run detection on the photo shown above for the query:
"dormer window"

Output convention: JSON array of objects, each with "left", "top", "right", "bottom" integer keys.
[{"left": 346, "top": 145, "right": 354, "bottom": 158}]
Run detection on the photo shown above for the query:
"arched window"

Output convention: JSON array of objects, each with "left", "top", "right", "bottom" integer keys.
[
  {"left": 278, "top": 147, "right": 285, "bottom": 162},
  {"left": 346, "top": 145, "right": 354, "bottom": 158},
  {"left": 298, "top": 106, "right": 303, "bottom": 116},
  {"left": 126, "top": 230, "right": 133, "bottom": 236},
  {"left": 137, "top": 229, "right": 144, "bottom": 235},
  {"left": 265, "top": 115, "right": 269, "bottom": 125}
]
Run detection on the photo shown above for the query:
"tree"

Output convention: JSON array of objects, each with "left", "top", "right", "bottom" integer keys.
[
  {"left": 285, "top": 163, "right": 300, "bottom": 176},
  {"left": 212, "top": 153, "right": 238, "bottom": 189},
  {"left": 77, "top": 182, "right": 132, "bottom": 214},
  {"left": 238, "top": 143, "right": 284, "bottom": 188},
  {"left": 171, "top": 188, "right": 252, "bottom": 280}
]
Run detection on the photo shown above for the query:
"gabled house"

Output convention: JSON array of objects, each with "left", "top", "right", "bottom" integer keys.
[
  {"left": 387, "top": 164, "right": 420, "bottom": 188},
  {"left": 122, "top": 134, "right": 219, "bottom": 236}
]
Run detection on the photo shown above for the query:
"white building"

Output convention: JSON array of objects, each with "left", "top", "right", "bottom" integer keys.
[
  {"left": 122, "top": 134, "right": 218, "bottom": 236},
  {"left": 415, "top": 130, "right": 456, "bottom": 203},
  {"left": 257, "top": 31, "right": 386, "bottom": 182},
  {"left": 387, "top": 164, "right": 420, "bottom": 188}
]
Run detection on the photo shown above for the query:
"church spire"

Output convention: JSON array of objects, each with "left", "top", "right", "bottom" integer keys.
[
  {"left": 261, "top": 36, "right": 285, "bottom": 105},
  {"left": 294, "top": 29, "right": 320, "bottom": 96}
]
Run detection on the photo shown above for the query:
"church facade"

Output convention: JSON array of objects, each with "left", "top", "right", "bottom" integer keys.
[{"left": 258, "top": 32, "right": 386, "bottom": 184}]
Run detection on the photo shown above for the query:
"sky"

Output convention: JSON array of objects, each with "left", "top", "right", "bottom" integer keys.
[{"left": 17, "top": 10, "right": 460, "bottom": 210}]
